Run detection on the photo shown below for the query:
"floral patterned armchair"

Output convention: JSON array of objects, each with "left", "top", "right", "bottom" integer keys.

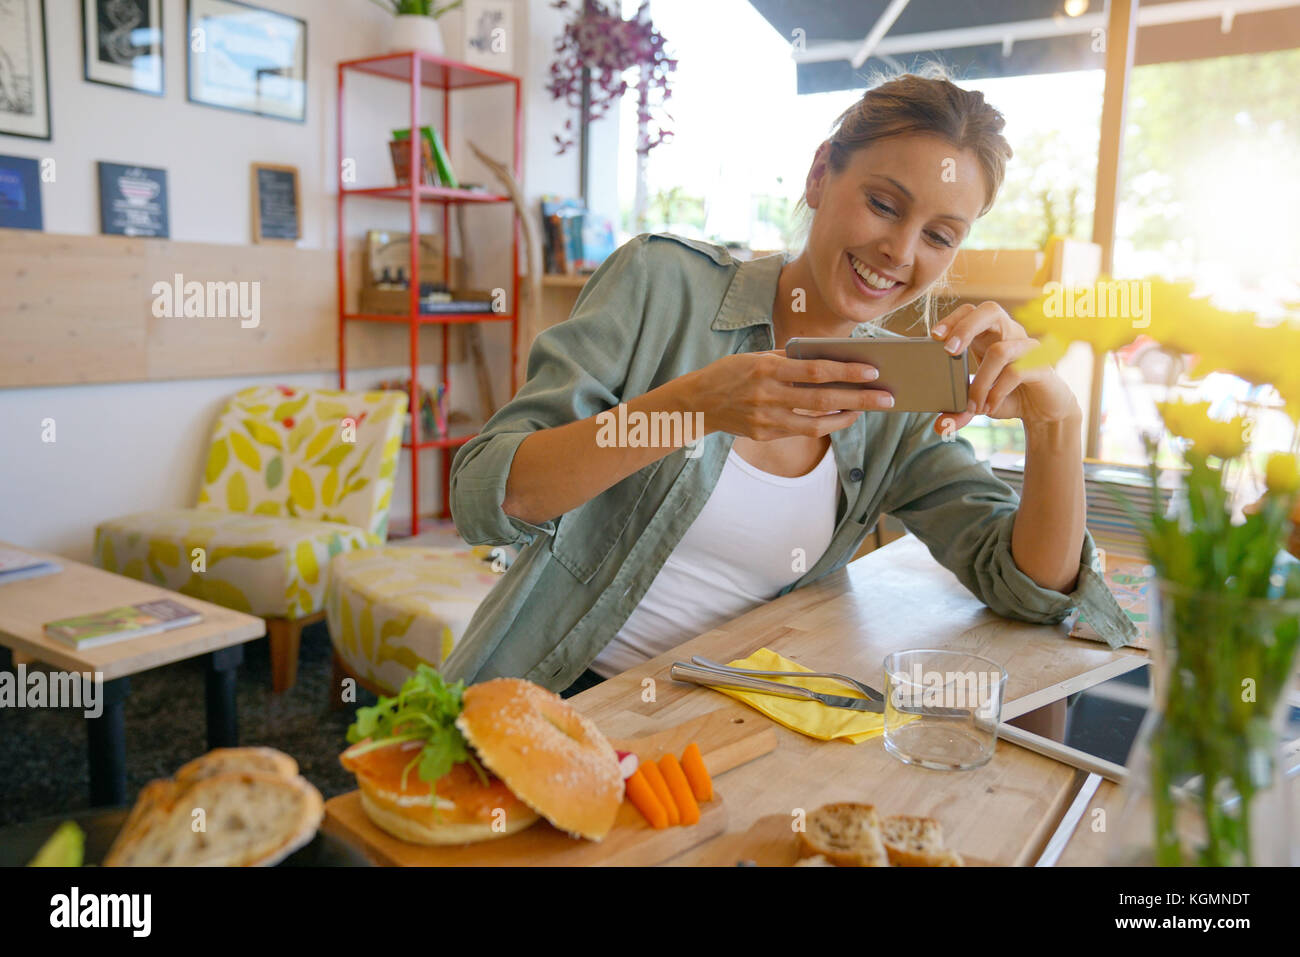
[{"left": 93, "top": 385, "right": 407, "bottom": 692}]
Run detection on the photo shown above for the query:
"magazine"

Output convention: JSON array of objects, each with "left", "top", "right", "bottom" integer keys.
[
  {"left": 45, "top": 599, "right": 201, "bottom": 650},
  {"left": 1070, "top": 556, "right": 1153, "bottom": 650},
  {"left": 0, "top": 547, "right": 61, "bottom": 585}
]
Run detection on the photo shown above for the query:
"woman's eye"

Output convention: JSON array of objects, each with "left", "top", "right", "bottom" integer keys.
[
  {"left": 926, "top": 231, "right": 955, "bottom": 248},
  {"left": 868, "top": 197, "right": 896, "bottom": 216}
]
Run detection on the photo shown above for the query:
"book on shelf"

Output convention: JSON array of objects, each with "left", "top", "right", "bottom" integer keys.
[
  {"left": 419, "top": 298, "right": 495, "bottom": 314},
  {"left": 392, "top": 126, "right": 457, "bottom": 188},
  {"left": 389, "top": 136, "right": 438, "bottom": 187},
  {"left": 540, "top": 196, "right": 586, "bottom": 274},
  {"left": 44, "top": 599, "right": 201, "bottom": 650},
  {"left": 0, "top": 547, "right": 61, "bottom": 584}
]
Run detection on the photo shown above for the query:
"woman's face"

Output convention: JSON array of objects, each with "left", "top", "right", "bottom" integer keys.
[{"left": 803, "top": 132, "right": 987, "bottom": 324}]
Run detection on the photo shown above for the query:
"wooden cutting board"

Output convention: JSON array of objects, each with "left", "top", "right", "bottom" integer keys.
[
  {"left": 322, "top": 708, "right": 778, "bottom": 866},
  {"left": 677, "top": 813, "right": 994, "bottom": 867}
]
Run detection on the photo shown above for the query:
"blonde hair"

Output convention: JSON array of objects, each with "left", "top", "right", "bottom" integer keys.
[{"left": 790, "top": 65, "right": 1013, "bottom": 332}]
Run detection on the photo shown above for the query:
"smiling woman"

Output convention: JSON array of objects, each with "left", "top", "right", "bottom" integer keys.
[
  {"left": 444, "top": 70, "right": 1138, "bottom": 695},
  {"left": 785, "top": 70, "right": 1011, "bottom": 334}
]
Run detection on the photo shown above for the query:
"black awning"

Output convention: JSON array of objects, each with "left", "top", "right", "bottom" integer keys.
[{"left": 747, "top": 0, "right": 1300, "bottom": 93}]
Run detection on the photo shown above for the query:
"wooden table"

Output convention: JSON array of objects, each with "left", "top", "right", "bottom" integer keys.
[
  {"left": 0, "top": 543, "right": 265, "bottom": 806},
  {"left": 568, "top": 534, "right": 1147, "bottom": 866}
]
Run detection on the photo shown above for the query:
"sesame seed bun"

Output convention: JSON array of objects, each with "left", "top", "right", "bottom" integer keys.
[{"left": 455, "top": 678, "right": 624, "bottom": 841}]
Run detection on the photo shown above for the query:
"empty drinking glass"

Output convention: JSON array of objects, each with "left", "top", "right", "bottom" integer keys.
[{"left": 883, "top": 649, "right": 1008, "bottom": 771}]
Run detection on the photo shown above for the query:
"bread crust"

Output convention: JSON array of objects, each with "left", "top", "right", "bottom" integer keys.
[
  {"left": 176, "top": 746, "right": 298, "bottom": 784},
  {"left": 798, "top": 803, "right": 889, "bottom": 866},
  {"left": 881, "top": 814, "right": 951, "bottom": 867},
  {"left": 105, "top": 748, "right": 322, "bottom": 867}
]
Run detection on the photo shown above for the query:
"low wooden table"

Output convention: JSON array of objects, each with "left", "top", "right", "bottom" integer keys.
[
  {"left": 0, "top": 542, "right": 265, "bottom": 807},
  {"left": 569, "top": 534, "right": 1147, "bottom": 866}
]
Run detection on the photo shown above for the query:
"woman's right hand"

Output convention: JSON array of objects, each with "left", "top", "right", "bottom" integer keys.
[{"left": 676, "top": 349, "right": 895, "bottom": 441}]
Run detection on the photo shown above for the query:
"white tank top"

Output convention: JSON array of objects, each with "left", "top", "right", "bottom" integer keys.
[{"left": 590, "top": 443, "right": 840, "bottom": 678}]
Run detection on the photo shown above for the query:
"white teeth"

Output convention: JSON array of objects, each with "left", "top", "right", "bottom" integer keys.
[{"left": 849, "top": 254, "right": 898, "bottom": 291}]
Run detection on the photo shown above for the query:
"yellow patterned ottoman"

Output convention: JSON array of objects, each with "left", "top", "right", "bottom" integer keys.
[{"left": 326, "top": 546, "right": 504, "bottom": 695}]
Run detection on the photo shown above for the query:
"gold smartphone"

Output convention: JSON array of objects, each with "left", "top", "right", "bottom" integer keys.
[{"left": 785, "top": 337, "right": 970, "bottom": 413}]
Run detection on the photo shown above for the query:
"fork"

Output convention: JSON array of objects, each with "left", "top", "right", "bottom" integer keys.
[{"left": 691, "top": 655, "right": 885, "bottom": 702}]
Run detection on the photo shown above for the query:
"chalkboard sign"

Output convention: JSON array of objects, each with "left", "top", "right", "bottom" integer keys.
[
  {"left": 97, "top": 161, "right": 169, "bottom": 238},
  {"left": 251, "top": 163, "right": 300, "bottom": 243}
]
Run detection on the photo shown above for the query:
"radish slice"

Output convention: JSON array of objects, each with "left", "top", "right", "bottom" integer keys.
[{"left": 615, "top": 750, "right": 639, "bottom": 779}]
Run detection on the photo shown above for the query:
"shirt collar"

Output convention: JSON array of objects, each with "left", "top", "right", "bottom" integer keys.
[
  {"left": 709, "top": 250, "right": 891, "bottom": 339},
  {"left": 711, "top": 251, "right": 788, "bottom": 332}
]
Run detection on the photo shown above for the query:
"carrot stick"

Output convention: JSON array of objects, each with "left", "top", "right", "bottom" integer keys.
[
  {"left": 658, "top": 753, "right": 701, "bottom": 826},
  {"left": 680, "top": 741, "right": 713, "bottom": 802},
  {"left": 638, "top": 757, "right": 680, "bottom": 826},
  {"left": 624, "top": 768, "right": 668, "bottom": 829}
]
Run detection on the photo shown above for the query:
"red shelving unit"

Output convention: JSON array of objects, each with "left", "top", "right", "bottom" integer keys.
[{"left": 336, "top": 51, "right": 521, "bottom": 537}]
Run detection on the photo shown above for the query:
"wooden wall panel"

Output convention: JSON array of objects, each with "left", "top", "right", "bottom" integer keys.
[{"left": 0, "top": 230, "right": 463, "bottom": 389}]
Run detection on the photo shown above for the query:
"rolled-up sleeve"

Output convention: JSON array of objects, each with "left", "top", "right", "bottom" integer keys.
[
  {"left": 879, "top": 414, "right": 1138, "bottom": 649},
  {"left": 449, "top": 236, "right": 651, "bottom": 547}
]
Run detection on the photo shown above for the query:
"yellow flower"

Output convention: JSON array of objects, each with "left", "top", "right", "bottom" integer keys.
[
  {"left": 1012, "top": 277, "right": 1147, "bottom": 356},
  {"left": 1010, "top": 332, "right": 1072, "bottom": 371},
  {"left": 1266, "top": 452, "right": 1299, "bottom": 494},
  {"left": 1157, "top": 399, "right": 1250, "bottom": 460}
]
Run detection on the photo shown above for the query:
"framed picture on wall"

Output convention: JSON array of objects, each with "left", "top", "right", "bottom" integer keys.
[
  {"left": 0, "top": 0, "right": 52, "bottom": 140},
  {"left": 0, "top": 154, "right": 43, "bottom": 229},
  {"left": 464, "top": 0, "right": 514, "bottom": 74},
  {"left": 186, "top": 0, "right": 306, "bottom": 123},
  {"left": 250, "top": 162, "right": 300, "bottom": 243},
  {"left": 82, "top": 0, "right": 164, "bottom": 96},
  {"left": 97, "top": 161, "right": 170, "bottom": 237}
]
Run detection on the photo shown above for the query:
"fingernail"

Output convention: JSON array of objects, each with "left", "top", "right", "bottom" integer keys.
[
  {"left": 966, "top": 400, "right": 976, "bottom": 414},
  {"left": 932, "top": 324, "right": 947, "bottom": 337},
  {"left": 945, "top": 337, "right": 962, "bottom": 354},
  {"left": 862, "top": 366, "right": 878, "bottom": 381},
  {"left": 879, "top": 394, "right": 894, "bottom": 408}
]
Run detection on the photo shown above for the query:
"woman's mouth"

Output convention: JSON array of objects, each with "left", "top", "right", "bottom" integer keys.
[{"left": 847, "top": 252, "right": 902, "bottom": 299}]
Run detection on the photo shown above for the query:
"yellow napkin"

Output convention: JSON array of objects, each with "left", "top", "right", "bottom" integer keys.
[{"left": 713, "top": 648, "right": 885, "bottom": 744}]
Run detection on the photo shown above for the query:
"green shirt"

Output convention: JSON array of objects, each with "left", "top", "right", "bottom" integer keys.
[{"left": 445, "top": 233, "right": 1137, "bottom": 690}]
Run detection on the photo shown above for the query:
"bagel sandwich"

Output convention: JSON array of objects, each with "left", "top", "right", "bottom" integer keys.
[{"left": 341, "top": 667, "right": 623, "bottom": 845}]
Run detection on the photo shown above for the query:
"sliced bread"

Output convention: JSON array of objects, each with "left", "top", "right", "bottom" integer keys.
[
  {"left": 106, "top": 747, "right": 322, "bottom": 867},
  {"left": 798, "top": 803, "right": 889, "bottom": 867},
  {"left": 881, "top": 814, "right": 942, "bottom": 866},
  {"left": 880, "top": 814, "right": 965, "bottom": 866}
]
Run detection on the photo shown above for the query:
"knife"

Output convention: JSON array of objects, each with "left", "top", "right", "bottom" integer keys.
[{"left": 670, "top": 662, "right": 884, "bottom": 713}]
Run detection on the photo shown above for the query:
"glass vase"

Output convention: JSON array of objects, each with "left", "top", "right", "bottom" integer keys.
[{"left": 1109, "top": 580, "right": 1300, "bottom": 866}]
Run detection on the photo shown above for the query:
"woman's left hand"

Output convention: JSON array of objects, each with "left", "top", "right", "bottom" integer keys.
[{"left": 929, "top": 301, "right": 1081, "bottom": 435}]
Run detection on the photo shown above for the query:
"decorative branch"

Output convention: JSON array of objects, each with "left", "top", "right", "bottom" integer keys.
[
  {"left": 468, "top": 140, "right": 542, "bottom": 391},
  {"left": 546, "top": 0, "right": 677, "bottom": 156}
]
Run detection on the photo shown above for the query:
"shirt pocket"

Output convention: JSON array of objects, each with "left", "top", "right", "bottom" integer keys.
[{"left": 549, "top": 458, "right": 666, "bottom": 584}]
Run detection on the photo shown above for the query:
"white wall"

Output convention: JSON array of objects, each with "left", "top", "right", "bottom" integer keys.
[{"left": 0, "top": 0, "right": 620, "bottom": 560}]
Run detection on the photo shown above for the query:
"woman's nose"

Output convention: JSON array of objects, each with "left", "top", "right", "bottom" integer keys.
[{"left": 876, "top": 228, "right": 918, "bottom": 271}]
